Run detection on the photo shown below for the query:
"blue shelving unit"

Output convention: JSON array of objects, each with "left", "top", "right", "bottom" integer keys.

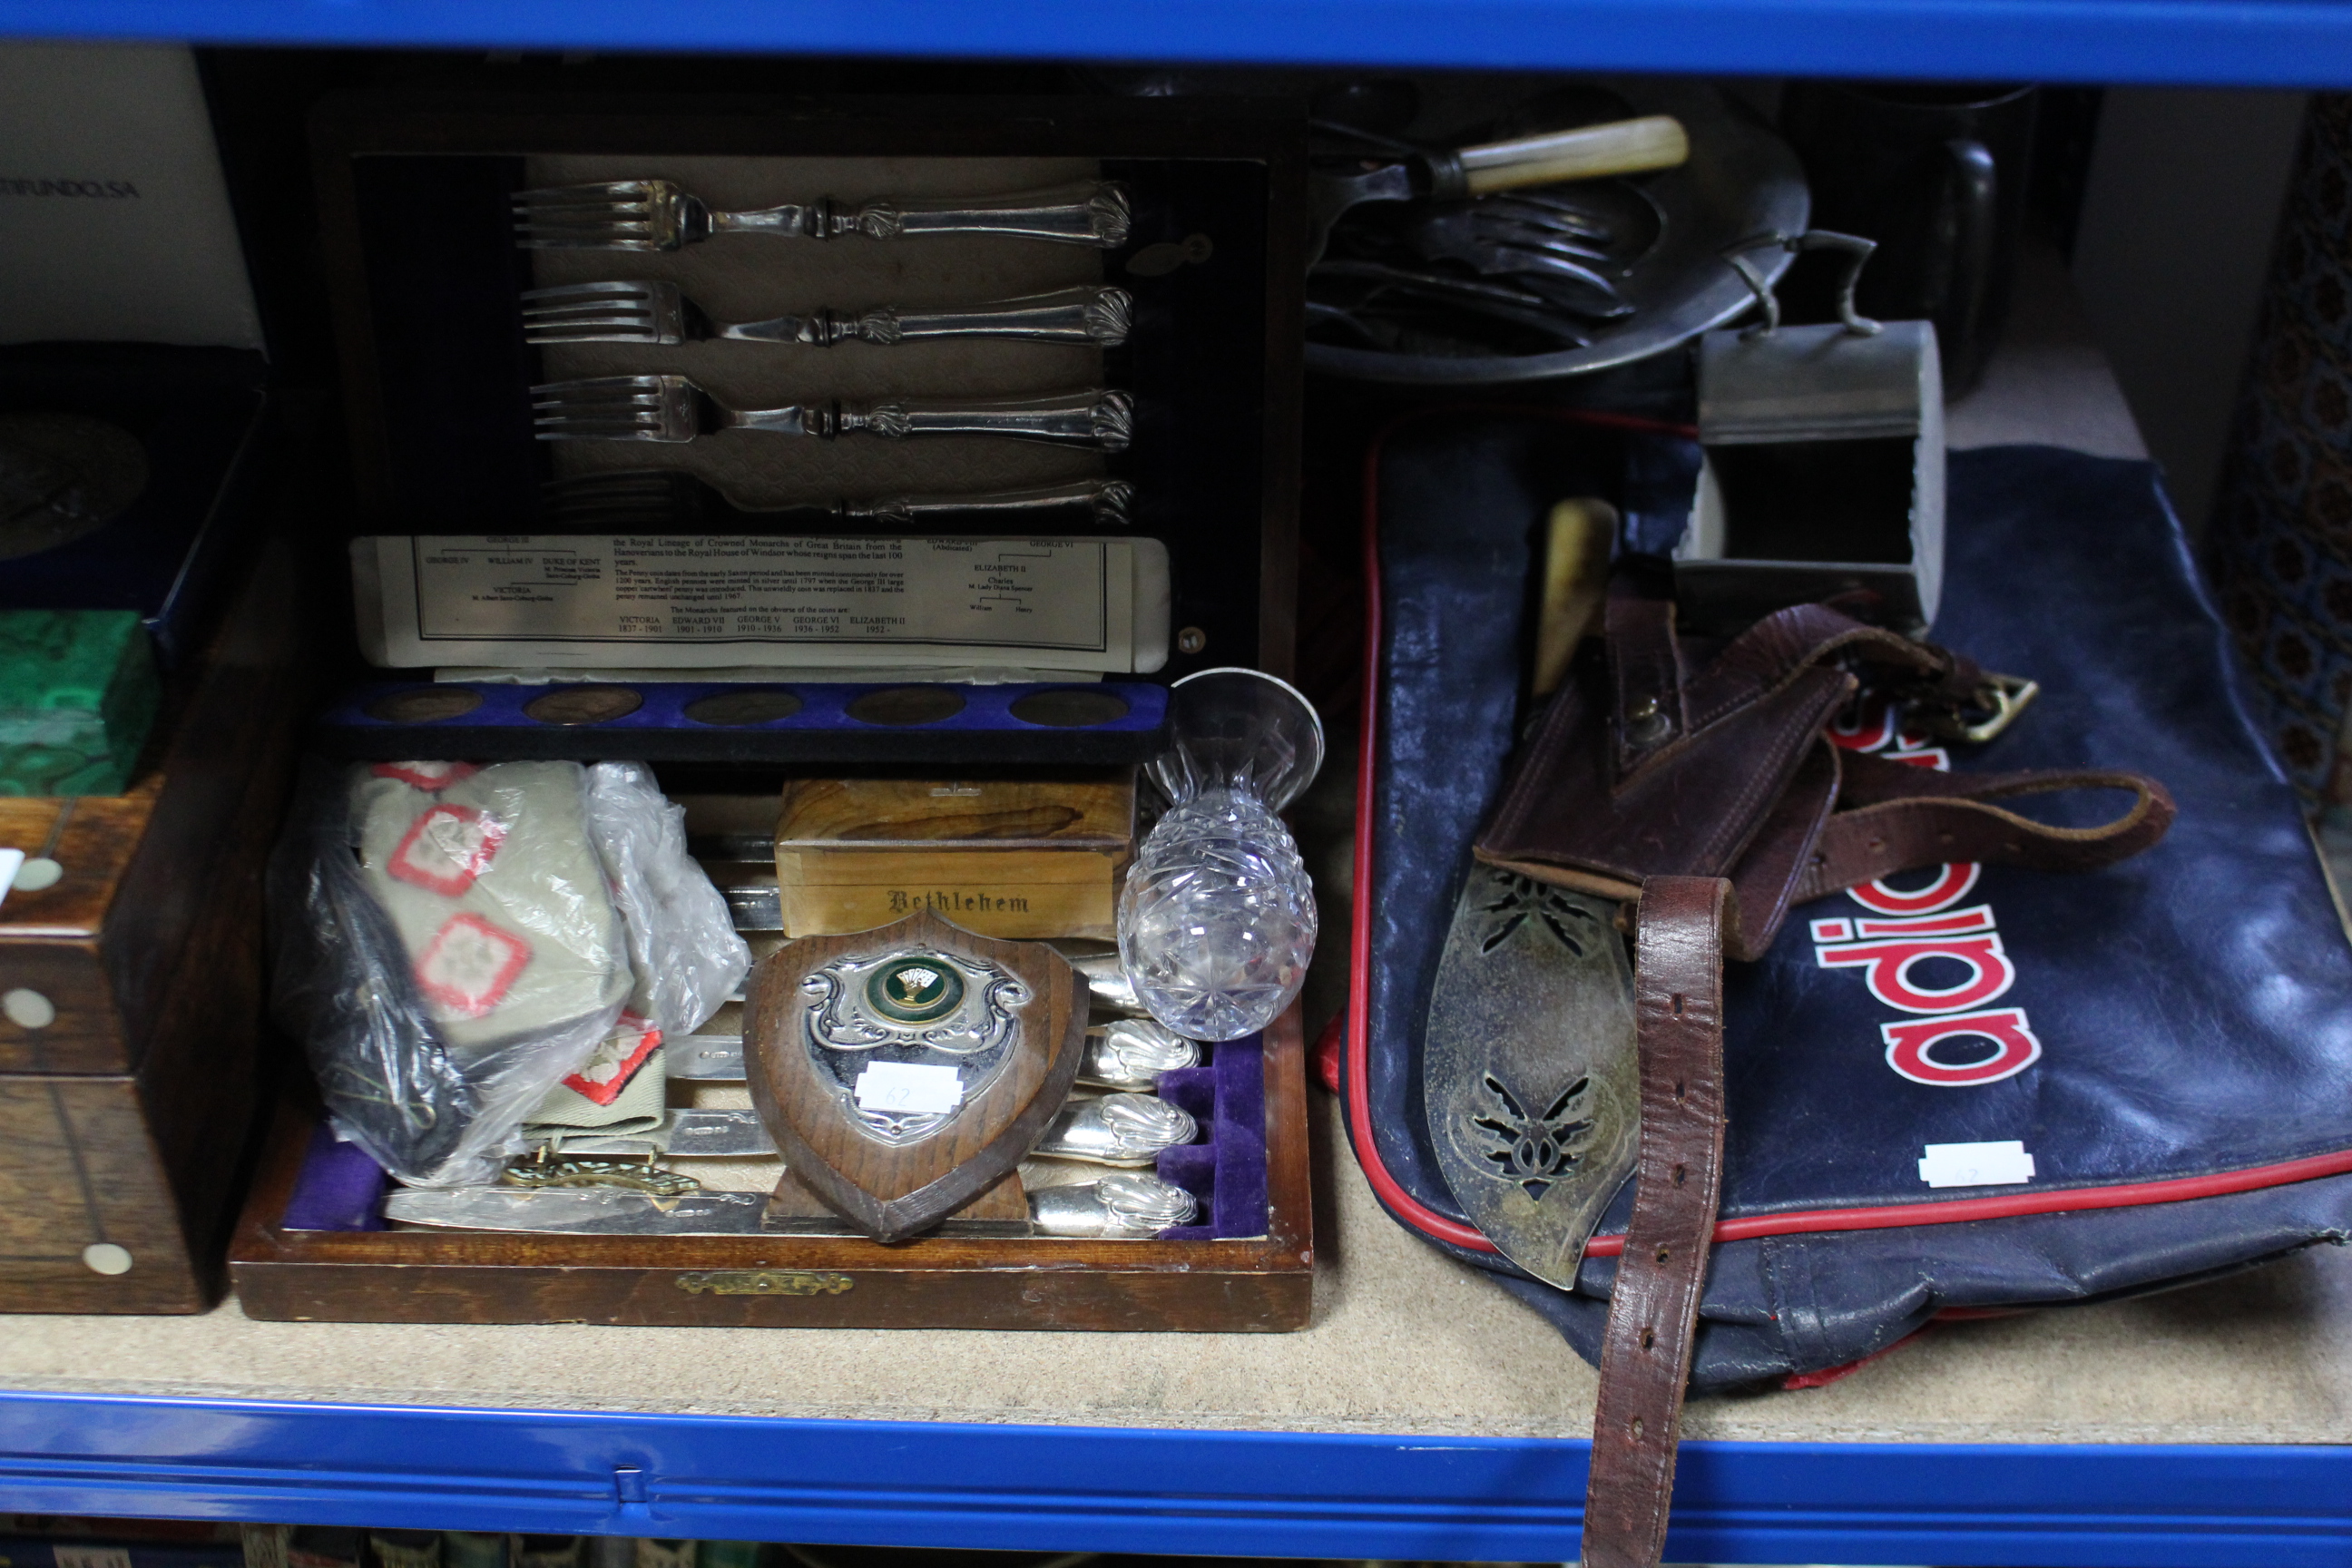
[
  {"left": 5, "top": 1392, "right": 2352, "bottom": 1564},
  {"left": 4, "top": 5, "right": 2349, "bottom": 1561},
  {"left": 5, "top": 0, "right": 2352, "bottom": 86}
]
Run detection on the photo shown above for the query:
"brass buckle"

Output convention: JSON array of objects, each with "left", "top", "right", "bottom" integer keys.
[{"left": 1917, "top": 671, "right": 2039, "bottom": 744}]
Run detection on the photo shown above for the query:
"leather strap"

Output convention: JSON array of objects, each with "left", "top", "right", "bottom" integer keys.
[
  {"left": 1788, "top": 754, "right": 2178, "bottom": 912},
  {"left": 1583, "top": 876, "right": 1730, "bottom": 1568}
]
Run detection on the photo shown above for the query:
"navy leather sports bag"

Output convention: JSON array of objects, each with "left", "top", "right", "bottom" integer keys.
[{"left": 1342, "top": 413, "right": 2352, "bottom": 1564}]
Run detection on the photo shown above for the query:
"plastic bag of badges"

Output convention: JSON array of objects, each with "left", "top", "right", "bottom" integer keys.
[{"left": 267, "top": 758, "right": 749, "bottom": 1185}]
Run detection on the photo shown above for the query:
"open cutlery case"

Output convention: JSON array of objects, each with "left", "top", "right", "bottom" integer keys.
[
  {"left": 228, "top": 89, "right": 1314, "bottom": 1331},
  {"left": 311, "top": 89, "right": 1304, "bottom": 678}
]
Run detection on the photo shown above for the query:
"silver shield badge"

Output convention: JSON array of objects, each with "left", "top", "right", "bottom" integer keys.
[{"left": 801, "top": 948, "right": 1030, "bottom": 1145}]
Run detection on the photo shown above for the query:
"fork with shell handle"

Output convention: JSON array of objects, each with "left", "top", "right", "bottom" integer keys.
[
  {"left": 521, "top": 282, "right": 1132, "bottom": 348},
  {"left": 514, "top": 178, "right": 1132, "bottom": 250},
  {"left": 532, "top": 377, "right": 1132, "bottom": 451}
]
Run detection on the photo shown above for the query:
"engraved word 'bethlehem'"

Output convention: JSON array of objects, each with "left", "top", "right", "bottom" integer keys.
[{"left": 886, "top": 888, "right": 1032, "bottom": 916}]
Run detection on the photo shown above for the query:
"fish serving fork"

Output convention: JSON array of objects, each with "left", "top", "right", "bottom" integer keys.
[
  {"left": 513, "top": 178, "right": 1132, "bottom": 250},
  {"left": 531, "top": 376, "right": 1133, "bottom": 451},
  {"left": 537, "top": 471, "right": 1133, "bottom": 530},
  {"left": 520, "top": 281, "right": 1132, "bottom": 348}
]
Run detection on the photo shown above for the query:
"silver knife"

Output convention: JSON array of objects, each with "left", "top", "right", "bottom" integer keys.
[
  {"left": 554, "top": 1108, "right": 775, "bottom": 1158},
  {"left": 668, "top": 1034, "right": 749, "bottom": 1082},
  {"left": 387, "top": 1187, "right": 771, "bottom": 1235}
]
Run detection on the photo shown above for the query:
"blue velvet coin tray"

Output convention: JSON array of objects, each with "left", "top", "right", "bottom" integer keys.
[{"left": 316, "top": 680, "right": 1170, "bottom": 766}]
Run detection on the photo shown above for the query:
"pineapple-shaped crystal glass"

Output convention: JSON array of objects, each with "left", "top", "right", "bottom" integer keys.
[{"left": 1117, "top": 668, "right": 1323, "bottom": 1041}]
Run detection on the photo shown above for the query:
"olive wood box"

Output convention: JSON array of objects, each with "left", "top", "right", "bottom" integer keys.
[
  {"left": 227, "top": 1005, "right": 1310, "bottom": 1331},
  {"left": 774, "top": 772, "right": 1136, "bottom": 941}
]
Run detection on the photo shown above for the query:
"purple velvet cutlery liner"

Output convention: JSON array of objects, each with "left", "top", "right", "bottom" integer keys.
[{"left": 282, "top": 1034, "right": 1269, "bottom": 1240}]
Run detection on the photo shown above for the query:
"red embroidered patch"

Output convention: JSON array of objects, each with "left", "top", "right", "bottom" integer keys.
[
  {"left": 387, "top": 804, "right": 507, "bottom": 897},
  {"left": 414, "top": 912, "right": 531, "bottom": 1018},
  {"left": 562, "top": 1011, "right": 663, "bottom": 1105},
  {"left": 371, "top": 761, "right": 483, "bottom": 791}
]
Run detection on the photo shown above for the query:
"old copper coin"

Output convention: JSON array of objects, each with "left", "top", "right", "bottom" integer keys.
[
  {"left": 683, "top": 688, "right": 803, "bottom": 726},
  {"left": 364, "top": 686, "right": 485, "bottom": 724},
  {"left": 523, "top": 685, "right": 644, "bottom": 725},
  {"left": 1008, "top": 688, "right": 1130, "bottom": 728},
  {"left": 844, "top": 685, "right": 965, "bottom": 726}
]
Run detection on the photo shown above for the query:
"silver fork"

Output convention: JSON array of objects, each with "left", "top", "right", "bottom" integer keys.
[
  {"left": 520, "top": 281, "right": 1132, "bottom": 348},
  {"left": 537, "top": 471, "right": 1134, "bottom": 529},
  {"left": 531, "top": 376, "right": 1133, "bottom": 451},
  {"left": 513, "top": 179, "right": 1132, "bottom": 250}
]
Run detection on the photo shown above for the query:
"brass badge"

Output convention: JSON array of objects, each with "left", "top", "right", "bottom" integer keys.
[{"left": 1422, "top": 866, "right": 1639, "bottom": 1289}]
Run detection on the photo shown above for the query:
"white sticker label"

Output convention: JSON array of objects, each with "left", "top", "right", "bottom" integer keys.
[
  {"left": 373, "top": 535, "right": 1131, "bottom": 669},
  {"left": 57, "top": 1548, "right": 134, "bottom": 1568},
  {"left": 1917, "top": 1140, "right": 2036, "bottom": 1188},
  {"left": 0, "top": 848, "right": 23, "bottom": 910},
  {"left": 855, "top": 1061, "right": 964, "bottom": 1115}
]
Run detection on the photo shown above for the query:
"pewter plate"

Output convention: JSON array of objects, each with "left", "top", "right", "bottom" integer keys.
[
  {"left": 1306, "top": 79, "right": 1808, "bottom": 385},
  {"left": 1422, "top": 866, "right": 1638, "bottom": 1289}
]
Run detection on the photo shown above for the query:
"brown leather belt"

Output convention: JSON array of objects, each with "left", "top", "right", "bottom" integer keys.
[{"left": 1583, "top": 875, "right": 1729, "bottom": 1568}]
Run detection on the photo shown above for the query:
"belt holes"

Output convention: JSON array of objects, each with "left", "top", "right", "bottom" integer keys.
[
  {"left": 1654, "top": 1245, "right": 1671, "bottom": 1265},
  {"left": 1938, "top": 831, "right": 1955, "bottom": 845},
  {"left": 1631, "top": 1416, "right": 1645, "bottom": 1440},
  {"left": 1640, "top": 1327, "right": 1655, "bottom": 1351},
  {"left": 1867, "top": 837, "right": 1885, "bottom": 852},
  {"left": 1673, "top": 1079, "right": 1685, "bottom": 1100},
  {"left": 1671, "top": 992, "right": 1685, "bottom": 1016},
  {"left": 1671, "top": 1162, "right": 1687, "bottom": 1186}
]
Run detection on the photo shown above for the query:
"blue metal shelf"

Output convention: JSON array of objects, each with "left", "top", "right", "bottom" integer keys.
[
  {"left": 5, "top": 0, "right": 2352, "bottom": 87},
  {"left": 4, "top": 1391, "right": 2351, "bottom": 1564}
]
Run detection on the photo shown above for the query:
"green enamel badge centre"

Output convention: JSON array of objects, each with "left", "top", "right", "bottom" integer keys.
[{"left": 866, "top": 956, "right": 965, "bottom": 1024}]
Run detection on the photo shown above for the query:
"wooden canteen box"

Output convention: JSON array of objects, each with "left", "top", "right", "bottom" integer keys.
[{"left": 227, "top": 88, "right": 1311, "bottom": 1332}]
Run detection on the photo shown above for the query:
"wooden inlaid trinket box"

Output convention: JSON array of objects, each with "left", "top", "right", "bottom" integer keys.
[{"left": 0, "top": 544, "right": 309, "bottom": 1312}]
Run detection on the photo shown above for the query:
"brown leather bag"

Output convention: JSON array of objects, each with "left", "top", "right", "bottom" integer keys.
[{"left": 1474, "top": 580, "right": 2175, "bottom": 1568}]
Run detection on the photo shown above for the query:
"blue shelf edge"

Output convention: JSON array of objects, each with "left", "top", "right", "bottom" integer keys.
[
  {"left": 4, "top": 1391, "right": 2352, "bottom": 1565},
  {"left": 8, "top": 0, "right": 2352, "bottom": 87}
]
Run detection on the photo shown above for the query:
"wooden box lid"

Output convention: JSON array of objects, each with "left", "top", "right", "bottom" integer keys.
[{"left": 776, "top": 774, "right": 1135, "bottom": 858}]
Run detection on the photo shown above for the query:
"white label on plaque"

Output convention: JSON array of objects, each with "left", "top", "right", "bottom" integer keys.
[
  {"left": 1917, "top": 1140, "right": 2036, "bottom": 1188},
  {"left": 855, "top": 1062, "right": 965, "bottom": 1115}
]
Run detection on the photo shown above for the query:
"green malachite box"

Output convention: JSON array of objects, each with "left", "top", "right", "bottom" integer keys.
[{"left": 0, "top": 609, "right": 161, "bottom": 797}]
